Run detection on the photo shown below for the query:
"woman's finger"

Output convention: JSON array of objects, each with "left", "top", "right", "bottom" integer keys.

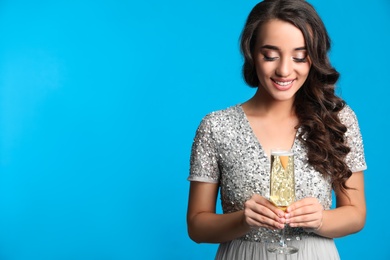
[{"left": 244, "top": 195, "right": 285, "bottom": 229}]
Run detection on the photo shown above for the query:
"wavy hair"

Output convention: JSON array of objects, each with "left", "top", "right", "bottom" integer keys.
[{"left": 240, "top": 0, "right": 352, "bottom": 193}]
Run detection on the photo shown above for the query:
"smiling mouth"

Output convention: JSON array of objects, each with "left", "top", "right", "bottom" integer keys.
[{"left": 272, "top": 79, "right": 294, "bottom": 86}]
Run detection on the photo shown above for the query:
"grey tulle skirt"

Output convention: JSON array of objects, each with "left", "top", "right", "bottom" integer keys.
[{"left": 215, "top": 236, "right": 339, "bottom": 260}]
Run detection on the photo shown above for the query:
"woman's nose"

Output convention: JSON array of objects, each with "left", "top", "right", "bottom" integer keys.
[{"left": 275, "top": 57, "right": 292, "bottom": 77}]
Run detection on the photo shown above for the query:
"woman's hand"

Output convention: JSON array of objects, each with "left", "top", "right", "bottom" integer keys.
[
  {"left": 285, "top": 197, "right": 323, "bottom": 231},
  {"left": 243, "top": 194, "right": 286, "bottom": 230}
]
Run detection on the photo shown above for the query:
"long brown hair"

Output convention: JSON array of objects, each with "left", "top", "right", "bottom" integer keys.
[{"left": 240, "top": 0, "right": 352, "bottom": 193}]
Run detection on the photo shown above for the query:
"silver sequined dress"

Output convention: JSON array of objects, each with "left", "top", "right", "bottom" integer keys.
[{"left": 188, "top": 104, "right": 366, "bottom": 260}]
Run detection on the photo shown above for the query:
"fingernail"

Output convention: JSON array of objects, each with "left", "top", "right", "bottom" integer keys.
[{"left": 285, "top": 214, "right": 290, "bottom": 218}]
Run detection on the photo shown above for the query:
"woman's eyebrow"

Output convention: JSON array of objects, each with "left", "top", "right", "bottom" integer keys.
[
  {"left": 260, "top": 45, "right": 279, "bottom": 50},
  {"left": 260, "top": 45, "right": 307, "bottom": 51}
]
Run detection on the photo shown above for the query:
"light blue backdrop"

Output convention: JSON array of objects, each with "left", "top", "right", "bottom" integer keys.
[{"left": 0, "top": 1, "right": 388, "bottom": 259}]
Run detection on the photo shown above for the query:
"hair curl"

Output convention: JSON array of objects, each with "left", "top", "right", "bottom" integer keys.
[{"left": 240, "top": 0, "right": 352, "bottom": 193}]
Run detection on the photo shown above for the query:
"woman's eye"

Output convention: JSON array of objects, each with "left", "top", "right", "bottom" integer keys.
[
  {"left": 293, "top": 57, "right": 307, "bottom": 63},
  {"left": 293, "top": 53, "right": 308, "bottom": 63},
  {"left": 263, "top": 55, "right": 278, "bottom": 61}
]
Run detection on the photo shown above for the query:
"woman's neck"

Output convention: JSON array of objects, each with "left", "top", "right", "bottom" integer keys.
[{"left": 243, "top": 88, "right": 296, "bottom": 119}]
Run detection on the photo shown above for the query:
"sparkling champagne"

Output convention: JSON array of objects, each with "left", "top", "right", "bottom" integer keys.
[
  {"left": 269, "top": 150, "right": 295, "bottom": 211},
  {"left": 267, "top": 150, "right": 298, "bottom": 255}
]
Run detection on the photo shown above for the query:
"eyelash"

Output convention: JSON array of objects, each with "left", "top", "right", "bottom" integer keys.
[
  {"left": 263, "top": 55, "right": 278, "bottom": 61},
  {"left": 263, "top": 55, "right": 307, "bottom": 63},
  {"left": 293, "top": 57, "right": 307, "bottom": 63}
]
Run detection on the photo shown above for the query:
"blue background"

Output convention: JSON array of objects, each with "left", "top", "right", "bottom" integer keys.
[{"left": 0, "top": 0, "right": 388, "bottom": 259}]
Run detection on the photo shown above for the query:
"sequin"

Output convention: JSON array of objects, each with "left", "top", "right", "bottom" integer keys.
[{"left": 188, "top": 104, "right": 366, "bottom": 242}]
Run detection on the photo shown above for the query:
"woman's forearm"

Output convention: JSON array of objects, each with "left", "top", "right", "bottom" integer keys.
[
  {"left": 314, "top": 172, "right": 366, "bottom": 238},
  {"left": 314, "top": 205, "right": 366, "bottom": 238},
  {"left": 187, "top": 210, "right": 251, "bottom": 243}
]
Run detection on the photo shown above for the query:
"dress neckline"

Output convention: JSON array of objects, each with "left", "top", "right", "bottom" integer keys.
[{"left": 236, "top": 103, "right": 299, "bottom": 160}]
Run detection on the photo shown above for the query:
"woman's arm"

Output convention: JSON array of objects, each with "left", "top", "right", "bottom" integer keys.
[
  {"left": 286, "top": 171, "right": 366, "bottom": 238},
  {"left": 187, "top": 181, "right": 249, "bottom": 243},
  {"left": 187, "top": 181, "right": 285, "bottom": 243},
  {"left": 317, "top": 171, "right": 366, "bottom": 237}
]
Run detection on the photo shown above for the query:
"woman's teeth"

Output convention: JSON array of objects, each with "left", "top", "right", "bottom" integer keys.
[{"left": 275, "top": 80, "right": 293, "bottom": 86}]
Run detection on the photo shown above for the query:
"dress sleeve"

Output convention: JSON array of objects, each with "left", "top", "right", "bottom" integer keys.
[
  {"left": 188, "top": 114, "right": 220, "bottom": 183},
  {"left": 340, "top": 106, "right": 367, "bottom": 173}
]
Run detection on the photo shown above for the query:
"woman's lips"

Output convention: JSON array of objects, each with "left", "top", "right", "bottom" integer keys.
[{"left": 271, "top": 79, "right": 295, "bottom": 91}]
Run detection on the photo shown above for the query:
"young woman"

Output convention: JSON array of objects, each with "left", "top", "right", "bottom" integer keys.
[{"left": 187, "top": 0, "right": 366, "bottom": 259}]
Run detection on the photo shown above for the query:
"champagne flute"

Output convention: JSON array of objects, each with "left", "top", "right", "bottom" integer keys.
[{"left": 267, "top": 149, "right": 298, "bottom": 255}]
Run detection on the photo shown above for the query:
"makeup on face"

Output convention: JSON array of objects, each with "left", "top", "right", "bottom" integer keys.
[{"left": 260, "top": 45, "right": 308, "bottom": 63}]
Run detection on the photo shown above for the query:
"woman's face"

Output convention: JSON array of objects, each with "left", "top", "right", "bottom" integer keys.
[{"left": 254, "top": 19, "right": 311, "bottom": 102}]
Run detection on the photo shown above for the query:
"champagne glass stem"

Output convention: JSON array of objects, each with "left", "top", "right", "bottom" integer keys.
[
  {"left": 279, "top": 225, "right": 286, "bottom": 248},
  {"left": 278, "top": 224, "right": 289, "bottom": 254}
]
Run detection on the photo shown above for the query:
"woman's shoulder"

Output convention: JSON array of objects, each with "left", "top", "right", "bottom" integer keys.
[
  {"left": 194, "top": 104, "right": 245, "bottom": 137},
  {"left": 338, "top": 104, "right": 359, "bottom": 126},
  {"left": 200, "top": 104, "right": 243, "bottom": 125},
  {"left": 339, "top": 105, "right": 359, "bottom": 128},
  {"left": 339, "top": 104, "right": 355, "bottom": 116}
]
